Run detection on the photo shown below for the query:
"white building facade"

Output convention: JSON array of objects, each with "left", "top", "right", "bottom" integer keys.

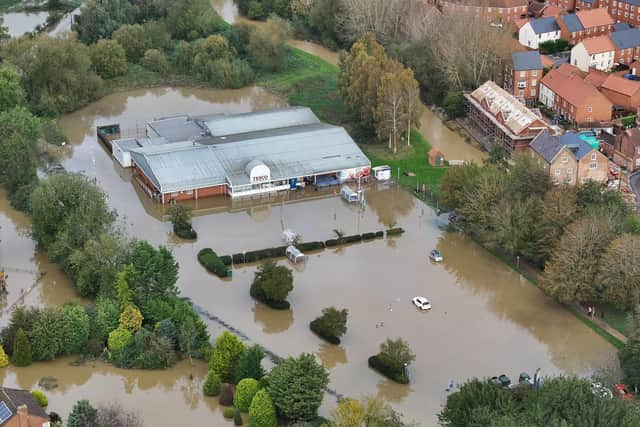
[{"left": 518, "top": 18, "right": 561, "bottom": 49}]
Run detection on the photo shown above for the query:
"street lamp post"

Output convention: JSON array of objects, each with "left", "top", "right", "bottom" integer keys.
[{"left": 403, "top": 363, "right": 408, "bottom": 380}]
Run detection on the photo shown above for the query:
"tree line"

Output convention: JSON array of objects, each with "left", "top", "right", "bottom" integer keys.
[
  {"left": 441, "top": 155, "right": 640, "bottom": 310},
  {"left": 235, "top": 0, "right": 512, "bottom": 110}
]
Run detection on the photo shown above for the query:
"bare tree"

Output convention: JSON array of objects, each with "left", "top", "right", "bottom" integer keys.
[{"left": 95, "top": 402, "right": 142, "bottom": 427}]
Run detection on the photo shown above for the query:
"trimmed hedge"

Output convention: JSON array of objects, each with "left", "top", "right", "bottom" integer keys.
[
  {"left": 297, "top": 241, "right": 325, "bottom": 252},
  {"left": 174, "top": 225, "right": 197, "bottom": 240},
  {"left": 386, "top": 227, "right": 405, "bottom": 236},
  {"left": 309, "top": 319, "right": 340, "bottom": 345},
  {"left": 230, "top": 246, "right": 288, "bottom": 265},
  {"left": 375, "top": 231, "right": 384, "bottom": 238},
  {"left": 362, "top": 232, "right": 376, "bottom": 241},
  {"left": 368, "top": 354, "right": 409, "bottom": 384},
  {"left": 342, "top": 234, "right": 362, "bottom": 244},
  {"left": 220, "top": 255, "right": 232, "bottom": 266},
  {"left": 198, "top": 248, "right": 228, "bottom": 278},
  {"left": 325, "top": 239, "right": 338, "bottom": 247}
]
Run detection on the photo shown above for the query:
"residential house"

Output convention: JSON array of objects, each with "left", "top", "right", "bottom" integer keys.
[
  {"left": 598, "top": 74, "right": 640, "bottom": 110},
  {"left": 570, "top": 35, "right": 616, "bottom": 71},
  {"left": 557, "top": 9, "right": 615, "bottom": 44},
  {"left": 539, "top": 64, "right": 613, "bottom": 124},
  {"left": 440, "top": 0, "right": 529, "bottom": 24},
  {"left": 530, "top": 129, "right": 609, "bottom": 184},
  {"left": 606, "top": 0, "right": 640, "bottom": 26},
  {"left": 610, "top": 28, "right": 640, "bottom": 64},
  {"left": 464, "top": 81, "right": 551, "bottom": 154},
  {"left": 504, "top": 51, "right": 544, "bottom": 106},
  {"left": 603, "top": 127, "right": 640, "bottom": 170},
  {"left": 0, "top": 388, "right": 50, "bottom": 427},
  {"left": 519, "top": 16, "right": 561, "bottom": 48},
  {"left": 546, "top": 0, "right": 577, "bottom": 12}
]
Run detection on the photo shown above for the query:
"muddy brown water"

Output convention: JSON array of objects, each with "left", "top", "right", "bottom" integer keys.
[{"left": 0, "top": 9, "right": 615, "bottom": 424}]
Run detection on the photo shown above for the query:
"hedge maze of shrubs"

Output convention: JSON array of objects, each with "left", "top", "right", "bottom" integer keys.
[{"left": 199, "top": 228, "right": 404, "bottom": 270}]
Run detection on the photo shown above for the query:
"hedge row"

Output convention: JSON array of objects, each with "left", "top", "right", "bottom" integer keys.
[
  {"left": 309, "top": 319, "right": 340, "bottom": 345},
  {"left": 368, "top": 354, "right": 409, "bottom": 384},
  {"left": 198, "top": 248, "right": 229, "bottom": 278},
  {"left": 221, "top": 230, "right": 401, "bottom": 264},
  {"left": 386, "top": 227, "right": 405, "bottom": 236}
]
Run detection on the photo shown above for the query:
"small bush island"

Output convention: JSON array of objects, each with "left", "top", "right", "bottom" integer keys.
[
  {"left": 309, "top": 307, "right": 348, "bottom": 345},
  {"left": 368, "top": 354, "right": 409, "bottom": 384},
  {"left": 198, "top": 248, "right": 228, "bottom": 278},
  {"left": 250, "top": 259, "right": 293, "bottom": 310},
  {"left": 386, "top": 227, "right": 405, "bottom": 236}
]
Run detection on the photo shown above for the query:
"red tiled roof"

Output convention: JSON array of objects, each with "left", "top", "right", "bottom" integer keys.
[
  {"left": 557, "top": 63, "right": 587, "bottom": 78},
  {"left": 584, "top": 69, "right": 609, "bottom": 88},
  {"left": 577, "top": 8, "right": 615, "bottom": 28},
  {"left": 582, "top": 35, "right": 616, "bottom": 54},
  {"left": 542, "top": 5, "right": 562, "bottom": 17},
  {"left": 601, "top": 74, "right": 640, "bottom": 97},
  {"left": 541, "top": 54, "right": 555, "bottom": 68},
  {"left": 541, "top": 67, "right": 605, "bottom": 106}
]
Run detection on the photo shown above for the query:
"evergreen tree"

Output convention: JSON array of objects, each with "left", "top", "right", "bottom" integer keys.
[
  {"left": 11, "top": 328, "right": 32, "bottom": 367},
  {"left": 234, "top": 344, "right": 265, "bottom": 383},
  {"left": 67, "top": 399, "right": 97, "bottom": 427}
]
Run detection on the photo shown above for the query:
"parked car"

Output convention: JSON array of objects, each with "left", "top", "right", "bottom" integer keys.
[
  {"left": 490, "top": 375, "right": 511, "bottom": 388},
  {"left": 614, "top": 383, "right": 633, "bottom": 400},
  {"left": 519, "top": 372, "right": 533, "bottom": 385},
  {"left": 591, "top": 382, "right": 613, "bottom": 399},
  {"left": 412, "top": 296, "right": 432, "bottom": 310},
  {"left": 429, "top": 250, "right": 443, "bottom": 262}
]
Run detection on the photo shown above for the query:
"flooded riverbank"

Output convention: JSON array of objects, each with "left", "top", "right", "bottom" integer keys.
[{"left": 50, "top": 87, "right": 618, "bottom": 424}]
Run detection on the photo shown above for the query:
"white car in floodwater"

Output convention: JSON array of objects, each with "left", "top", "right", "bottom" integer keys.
[
  {"left": 412, "top": 296, "right": 432, "bottom": 310},
  {"left": 430, "top": 250, "right": 443, "bottom": 262}
]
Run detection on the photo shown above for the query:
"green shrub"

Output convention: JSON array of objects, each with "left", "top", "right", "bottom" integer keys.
[
  {"left": 325, "top": 239, "right": 338, "bottom": 247},
  {"left": 234, "top": 378, "right": 259, "bottom": 412},
  {"left": 142, "top": 49, "right": 169, "bottom": 75},
  {"left": 234, "top": 407, "right": 243, "bottom": 425},
  {"left": 107, "top": 327, "right": 133, "bottom": 352},
  {"left": 297, "top": 241, "right": 324, "bottom": 252},
  {"left": 203, "top": 371, "right": 222, "bottom": 396},
  {"left": 342, "top": 234, "right": 362, "bottom": 244},
  {"left": 209, "top": 331, "right": 246, "bottom": 383},
  {"left": 375, "top": 231, "right": 384, "bottom": 238},
  {"left": 198, "top": 248, "right": 228, "bottom": 278},
  {"left": 42, "top": 120, "right": 67, "bottom": 146},
  {"left": 386, "top": 227, "right": 405, "bottom": 236},
  {"left": 223, "top": 407, "right": 235, "bottom": 418},
  {"left": 310, "top": 319, "right": 339, "bottom": 344},
  {"left": 0, "top": 346, "right": 8, "bottom": 367},
  {"left": 31, "top": 390, "right": 48, "bottom": 407},
  {"left": 155, "top": 319, "right": 177, "bottom": 347},
  {"left": 220, "top": 255, "right": 232, "bottom": 265},
  {"left": 219, "top": 383, "right": 235, "bottom": 406},
  {"left": 234, "top": 345, "right": 265, "bottom": 384},
  {"left": 91, "top": 39, "right": 128, "bottom": 79},
  {"left": 368, "top": 354, "right": 409, "bottom": 384},
  {"left": 362, "top": 232, "right": 376, "bottom": 240},
  {"left": 248, "top": 389, "right": 277, "bottom": 427},
  {"left": 85, "top": 337, "right": 105, "bottom": 357},
  {"left": 12, "top": 328, "right": 32, "bottom": 367}
]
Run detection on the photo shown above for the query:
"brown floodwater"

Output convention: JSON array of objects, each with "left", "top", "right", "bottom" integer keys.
[{"left": 23, "top": 87, "right": 616, "bottom": 425}]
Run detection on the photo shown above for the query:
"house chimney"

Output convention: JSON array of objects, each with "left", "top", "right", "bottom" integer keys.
[{"left": 17, "top": 404, "right": 29, "bottom": 425}]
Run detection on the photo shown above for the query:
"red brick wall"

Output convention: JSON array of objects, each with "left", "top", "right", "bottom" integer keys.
[
  {"left": 599, "top": 87, "right": 640, "bottom": 111},
  {"left": 575, "top": 91, "right": 613, "bottom": 123},
  {"left": 163, "top": 184, "right": 227, "bottom": 204}
]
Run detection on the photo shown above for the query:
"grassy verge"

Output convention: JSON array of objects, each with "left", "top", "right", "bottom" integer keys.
[
  {"left": 598, "top": 304, "right": 630, "bottom": 337},
  {"left": 101, "top": 64, "right": 203, "bottom": 94},
  {"left": 258, "top": 48, "right": 447, "bottom": 192},
  {"left": 471, "top": 235, "right": 626, "bottom": 349}
]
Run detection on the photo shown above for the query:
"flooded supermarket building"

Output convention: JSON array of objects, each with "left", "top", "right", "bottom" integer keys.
[{"left": 103, "top": 107, "right": 371, "bottom": 203}]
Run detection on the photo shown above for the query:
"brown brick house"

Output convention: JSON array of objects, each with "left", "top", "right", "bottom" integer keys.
[
  {"left": 602, "top": 127, "right": 640, "bottom": 170},
  {"left": 598, "top": 74, "right": 640, "bottom": 111},
  {"left": 440, "top": 0, "right": 529, "bottom": 23},
  {"left": 530, "top": 129, "right": 609, "bottom": 184},
  {"left": 0, "top": 388, "right": 49, "bottom": 427},
  {"left": 557, "top": 8, "right": 615, "bottom": 44},
  {"left": 539, "top": 64, "right": 613, "bottom": 125},
  {"left": 504, "top": 51, "right": 544, "bottom": 106}
]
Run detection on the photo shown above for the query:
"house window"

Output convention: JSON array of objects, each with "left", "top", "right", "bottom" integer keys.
[
  {"left": 555, "top": 169, "right": 561, "bottom": 176},
  {"left": 590, "top": 162, "right": 597, "bottom": 169},
  {"left": 520, "top": 71, "right": 526, "bottom": 77},
  {"left": 567, "top": 167, "right": 574, "bottom": 174},
  {"left": 518, "top": 80, "right": 527, "bottom": 88},
  {"left": 625, "top": 12, "right": 629, "bottom": 17},
  {"left": 532, "top": 70, "right": 538, "bottom": 76},
  {"left": 561, "top": 156, "right": 568, "bottom": 163},
  {"left": 587, "top": 106, "right": 593, "bottom": 112},
  {"left": 531, "top": 79, "right": 537, "bottom": 86},
  {"left": 591, "top": 152, "right": 597, "bottom": 160},
  {"left": 531, "top": 88, "right": 537, "bottom": 96}
]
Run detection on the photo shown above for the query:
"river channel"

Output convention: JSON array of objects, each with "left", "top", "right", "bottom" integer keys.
[{"left": 0, "top": 3, "right": 616, "bottom": 425}]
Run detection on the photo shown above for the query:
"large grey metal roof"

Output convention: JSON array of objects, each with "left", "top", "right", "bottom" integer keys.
[
  {"left": 202, "top": 107, "right": 319, "bottom": 137},
  {"left": 147, "top": 115, "right": 205, "bottom": 142},
  {"left": 128, "top": 108, "right": 370, "bottom": 193}
]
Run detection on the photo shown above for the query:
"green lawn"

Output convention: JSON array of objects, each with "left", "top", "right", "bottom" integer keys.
[
  {"left": 599, "top": 304, "right": 630, "bottom": 337},
  {"left": 259, "top": 48, "right": 447, "bottom": 192}
]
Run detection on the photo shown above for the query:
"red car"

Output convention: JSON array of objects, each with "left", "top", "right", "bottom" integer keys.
[{"left": 614, "top": 383, "right": 633, "bottom": 400}]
